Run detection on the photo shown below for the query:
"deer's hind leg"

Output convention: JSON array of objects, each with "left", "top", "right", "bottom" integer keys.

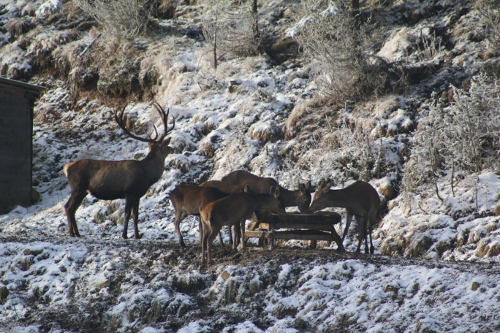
[
  {"left": 342, "top": 212, "right": 353, "bottom": 242},
  {"left": 201, "top": 221, "right": 208, "bottom": 265},
  {"left": 64, "top": 189, "right": 87, "bottom": 237},
  {"left": 207, "top": 225, "right": 220, "bottom": 266},
  {"left": 131, "top": 199, "right": 141, "bottom": 239},
  {"left": 355, "top": 216, "right": 369, "bottom": 253},
  {"left": 174, "top": 209, "right": 188, "bottom": 247},
  {"left": 368, "top": 218, "right": 375, "bottom": 254},
  {"left": 123, "top": 196, "right": 141, "bottom": 239}
]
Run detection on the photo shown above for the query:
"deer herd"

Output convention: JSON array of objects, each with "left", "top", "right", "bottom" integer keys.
[{"left": 63, "top": 103, "right": 382, "bottom": 265}]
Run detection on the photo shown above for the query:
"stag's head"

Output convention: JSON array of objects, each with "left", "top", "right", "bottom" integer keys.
[{"left": 115, "top": 102, "right": 175, "bottom": 159}]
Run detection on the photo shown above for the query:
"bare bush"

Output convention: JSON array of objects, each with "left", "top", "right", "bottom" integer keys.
[
  {"left": 202, "top": 0, "right": 259, "bottom": 68},
  {"left": 402, "top": 71, "right": 500, "bottom": 195},
  {"left": 74, "top": 0, "right": 155, "bottom": 37},
  {"left": 334, "top": 119, "right": 387, "bottom": 180},
  {"left": 296, "top": 114, "right": 388, "bottom": 183},
  {"left": 475, "top": 0, "right": 500, "bottom": 50},
  {"left": 292, "top": 0, "right": 389, "bottom": 100}
]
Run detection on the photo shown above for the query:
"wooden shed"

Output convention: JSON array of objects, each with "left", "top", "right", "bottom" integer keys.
[{"left": 0, "top": 77, "right": 45, "bottom": 214}]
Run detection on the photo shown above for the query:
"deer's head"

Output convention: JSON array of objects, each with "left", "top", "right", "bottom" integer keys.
[{"left": 115, "top": 102, "right": 175, "bottom": 159}]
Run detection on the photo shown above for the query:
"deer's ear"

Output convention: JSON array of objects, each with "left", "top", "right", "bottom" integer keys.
[
  {"left": 305, "top": 180, "right": 312, "bottom": 191},
  {"left": 299, "top": 181, "right": 311, "bottom": 194},
  {"left": 274, "top": 186, "right": 280, "bottom": 198},
  {"left": 163, "top": 137, "right": 172, "bottom": 145}
]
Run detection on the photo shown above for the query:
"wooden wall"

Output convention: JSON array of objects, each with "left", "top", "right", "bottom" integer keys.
[{"left": 0, "top": 80, "right": 43, "bottom": 214}]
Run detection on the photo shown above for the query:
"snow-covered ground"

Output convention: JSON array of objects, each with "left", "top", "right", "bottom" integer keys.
[
  {"left": 1, "top": 0, "right": 500, "bottom": 331},
  {"left": 1, "top": 237, "right": 500, "bottom": 332}
]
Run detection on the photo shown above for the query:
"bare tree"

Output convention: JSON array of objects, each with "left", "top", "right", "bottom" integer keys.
[{"left": 202, "top": 0, "right": 259, "bottom": 68}]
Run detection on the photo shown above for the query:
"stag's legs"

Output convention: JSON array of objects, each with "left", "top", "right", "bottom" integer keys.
[
  {"left": 123, "top": 197, "right": 141, "bottom": 239},
  {"left": 64, "top": 190, "right": 87, "bottom": 237},
  {"left": 131, "top": 200, "right": 141, "bottom": 239}
]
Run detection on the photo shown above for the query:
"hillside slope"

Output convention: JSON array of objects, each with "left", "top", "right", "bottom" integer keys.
[{"left": 1, "top": 0, "right": 500, "bottom": 331}]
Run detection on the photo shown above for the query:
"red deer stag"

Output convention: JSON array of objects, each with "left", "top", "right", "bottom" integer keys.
[
  {"left": 220, "top": 170, "right": 312, "bottom": 213},
  {"left": 170, "top": 184, "right": 243, "bottom": 248},
  {"left": 63, "top": 102, "right": 175, "bottom": 239},
  {"left": 309, "top": 180, "right": 380, "bottom": 254},
  {"left": 200, "top": 186, "right": 284, "bottom": 265}
]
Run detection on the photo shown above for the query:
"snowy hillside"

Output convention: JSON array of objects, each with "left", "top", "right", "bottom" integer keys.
[{"left": 1, "top": 0, "right": 500, "bottom": 331}]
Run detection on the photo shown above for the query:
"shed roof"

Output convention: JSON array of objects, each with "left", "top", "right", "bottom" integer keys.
[{"left": 0, "top": 76, "right": 45, "bottom": 94}]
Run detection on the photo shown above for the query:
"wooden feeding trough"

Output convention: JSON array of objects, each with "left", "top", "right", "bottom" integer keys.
[{"left": 244, "top": 212, "right": 345, "bottom": 251}]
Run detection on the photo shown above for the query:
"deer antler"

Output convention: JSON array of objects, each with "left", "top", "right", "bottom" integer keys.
[
  {"left": 115, "top": 102, "right": 175, "bottom": 143},
  {"left": 152, "top": 102, "right": 175, "bottom": 142}
]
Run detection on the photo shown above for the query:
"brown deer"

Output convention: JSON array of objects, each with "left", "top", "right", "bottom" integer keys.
[
  {"left": 308, "top": 180, "right": 380, "bottom": 254},
  {"left": 220, "top": 170, "right": 312, "bottom": 213},
  {"left": 170, "top": 184, "right": 242, "bottom": 248},
  {"left": 63, "top": 102, "right": 175, "bottom": 239},
  {"left": 199, "top": 180, "right": 247, "bottom": 247},
  {"left": 200, "top": 186, "right": 284, "bottom": 265}
]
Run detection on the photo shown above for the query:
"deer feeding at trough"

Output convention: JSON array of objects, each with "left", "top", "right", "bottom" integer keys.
[
  {"left": 309, "top": 180, "right": 380, "bottom": 254},
  {"left": 200, "top": 185, "right": 284, "bottom": 265},
  {"left": 170, "top": 184, "right": 243, "bottom": 248},
  {"left": 221, "top": 170, "right": 312, "bottom": 213},
  {"left": 63, "top": 102, "right": 175, "bottom": 239}
]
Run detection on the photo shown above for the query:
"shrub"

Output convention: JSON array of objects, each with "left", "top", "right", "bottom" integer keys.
[
  {"left": 475, "top": 0, "right": 500, "bottom": 51},
  {"left": 402, "top": 71, "right": 500, "bottom": 193},
  {"left": 74, "top": 0, "right": 155, "bottom": 37},
  {"left": 292, "top": 0, "right": 389, "bottom": 100}
]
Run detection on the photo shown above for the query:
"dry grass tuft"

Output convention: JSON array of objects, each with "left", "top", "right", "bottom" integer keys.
[
  {"left": 378, "top": 183, "right": 396, "bottom": 201},
  {"left": 284, "top": 102, "right": 310, "bottom": 140},
  {"left": 69, "top": 67, "right": 99, "bottom": 93},
  {"left": 6, "top": 18, "right": 36, "bottom": 39},
  {"left": 249, "top": 121, "right": 282, "bottom": 143},
  {"left": 476, "top": 238, "right": 500, "bottom": 258},
  {"left": 26, "top": 29, "right": 80, "bottom": 74},
  {"left": 493, "top": 202, "right": 500, "bottom": 216}
]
